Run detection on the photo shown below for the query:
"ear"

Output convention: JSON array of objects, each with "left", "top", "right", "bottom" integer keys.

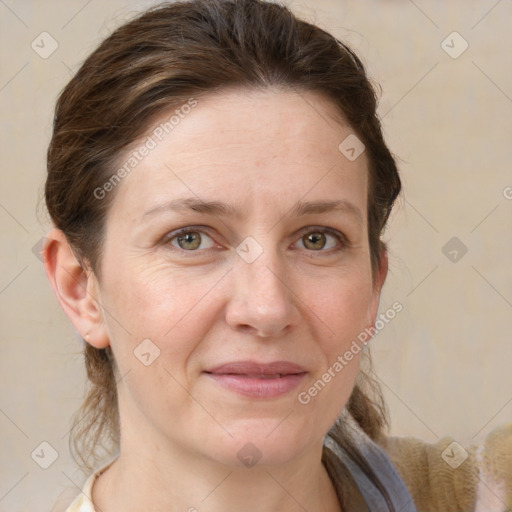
[
  {"left": 365, "top": 245, "right": 389, "bottom": 328},
  {"left": 42, "top": 228, "right": 110, "bottom": 349}
]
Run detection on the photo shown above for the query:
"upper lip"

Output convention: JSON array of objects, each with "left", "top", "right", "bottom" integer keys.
[{"left": 204, "top": 361, "right": 307, "bottom": 375}]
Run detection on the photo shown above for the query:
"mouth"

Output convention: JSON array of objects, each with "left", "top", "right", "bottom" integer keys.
[
  {"left": 207, "top": 373, "right": 289, "bottom": 378},
  {"left": 203, "top": 361, "right": 307, "bottom": 399},
  {"left": 205, "top": 360, "right": 307, "bottom": 375}
]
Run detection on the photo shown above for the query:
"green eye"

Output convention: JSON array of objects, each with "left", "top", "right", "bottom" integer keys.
[
  {"left": 168, "top": 229, "right": 215, "bottom": 251},
  {"left": 164, "top": 226, "right": 347, "bottom": 255},
  {"left": 298, "top": 230, "right": 341, "bottom": 251},
  {"left": 302, "top": 232, "right": 327, "bottom": 250},
  {"left": 176, "top": 232, "right": 202, "bottom": 250}
]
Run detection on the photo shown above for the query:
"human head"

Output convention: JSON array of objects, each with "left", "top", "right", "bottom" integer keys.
[{"left": 44, "top": 0, "right": 400, "bottom": 473}]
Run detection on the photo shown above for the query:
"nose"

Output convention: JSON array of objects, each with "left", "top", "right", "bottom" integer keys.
[{"left": 224, "top": 251, "right": 300, "bottom": 338}]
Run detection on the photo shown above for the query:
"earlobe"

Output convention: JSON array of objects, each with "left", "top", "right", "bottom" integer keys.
[{"left": 42, "top": 228, "right": 110, "bottom": 349}]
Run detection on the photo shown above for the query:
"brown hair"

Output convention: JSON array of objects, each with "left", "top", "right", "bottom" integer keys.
[{"left": 45, "top": 0, "right": 400, "bottom": 507}]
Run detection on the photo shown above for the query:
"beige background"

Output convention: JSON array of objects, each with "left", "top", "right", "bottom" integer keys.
[{"left": 1, "top": 0, "right": 511, "bottom": 510}]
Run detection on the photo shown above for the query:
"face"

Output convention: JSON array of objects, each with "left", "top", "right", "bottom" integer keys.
[{"left": 92, "top": 87, "right": 385, "bottom": 467}]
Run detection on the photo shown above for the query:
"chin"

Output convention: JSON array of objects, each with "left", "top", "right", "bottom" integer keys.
[{"left": 203, "top": 424, "right": 313, "bottom": 468}]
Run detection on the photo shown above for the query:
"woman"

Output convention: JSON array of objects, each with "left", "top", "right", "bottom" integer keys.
[{"left": 43, "top": 1, "right": 511, "bottom": 511}]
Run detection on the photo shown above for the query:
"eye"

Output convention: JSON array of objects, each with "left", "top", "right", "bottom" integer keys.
[
  {"left": 166, "top": 228, "right": 216, "bottom": 251},
  {"left": 162, "top": 226, "right": 347, "bottom": 254},
  {"left": 295, "top": 228, "right": 345, "bottom": 252}
]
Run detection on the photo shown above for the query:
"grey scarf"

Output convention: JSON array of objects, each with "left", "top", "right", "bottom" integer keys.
[{"left": 324, "top": 413, "right": 417, "bottom": 512}]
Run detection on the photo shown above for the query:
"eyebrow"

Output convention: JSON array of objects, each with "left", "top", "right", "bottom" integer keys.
[{"left": 142, "top": 197, "right": 363, "bottom": 224}]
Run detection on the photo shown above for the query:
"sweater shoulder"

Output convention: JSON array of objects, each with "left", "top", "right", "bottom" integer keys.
[{"left": 378, "top": 425, "right": 512, "bottom": 512}]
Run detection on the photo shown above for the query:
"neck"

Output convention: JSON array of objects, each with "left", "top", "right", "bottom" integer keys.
[{"left": 92, "top": 425, "right": 342, "bottom": 512}]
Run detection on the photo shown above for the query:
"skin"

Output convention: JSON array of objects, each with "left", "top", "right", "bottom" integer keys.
[{"left": 44, "top": 86, "right": 387, "bottom": 512}]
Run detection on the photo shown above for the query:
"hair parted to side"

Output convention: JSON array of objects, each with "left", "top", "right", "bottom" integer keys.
[{"left": 45, "top": 0, "right": 401, "bottom": 507}]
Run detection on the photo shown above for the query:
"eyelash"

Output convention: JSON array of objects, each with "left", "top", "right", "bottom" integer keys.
[{"left": 162, "top": 225, "right": 349, "bottom": 256}]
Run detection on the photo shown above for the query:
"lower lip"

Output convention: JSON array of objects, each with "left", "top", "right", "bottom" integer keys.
[{"left": 204, "top": 372, "right": 307, "bottom": 399}]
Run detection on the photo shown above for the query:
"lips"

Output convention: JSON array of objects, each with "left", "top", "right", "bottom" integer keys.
[
  {"left": 203, "top": 361, "right": 307, "bottom": 399},
  {"left": 204, "top": 360, "right": 307, "bottom": 376}
]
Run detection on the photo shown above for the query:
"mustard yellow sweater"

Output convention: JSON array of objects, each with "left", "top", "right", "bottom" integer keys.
[{"left": 379, "top": 424, "right": 512, "bottom": 511}]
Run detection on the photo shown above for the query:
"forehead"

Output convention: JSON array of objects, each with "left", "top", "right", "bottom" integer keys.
[{"left": 108, "top": 87, "right": 369, "bottom": 223}]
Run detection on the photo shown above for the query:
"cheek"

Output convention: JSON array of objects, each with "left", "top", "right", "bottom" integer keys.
[
  {"left": 100, "top": 258, "right": 228, "bottom": 370},
  {"left": 306, "top": 267, "right": 374, "bottom": 348},
  {"left": 107, "top": 257, "right": 204, "bottom": 324},
  {"left": 299, "top": 277, "right": 370, "bottom": 423},
  {"left": 100, "top": 263, "right": 225, "bottom": 418}
]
